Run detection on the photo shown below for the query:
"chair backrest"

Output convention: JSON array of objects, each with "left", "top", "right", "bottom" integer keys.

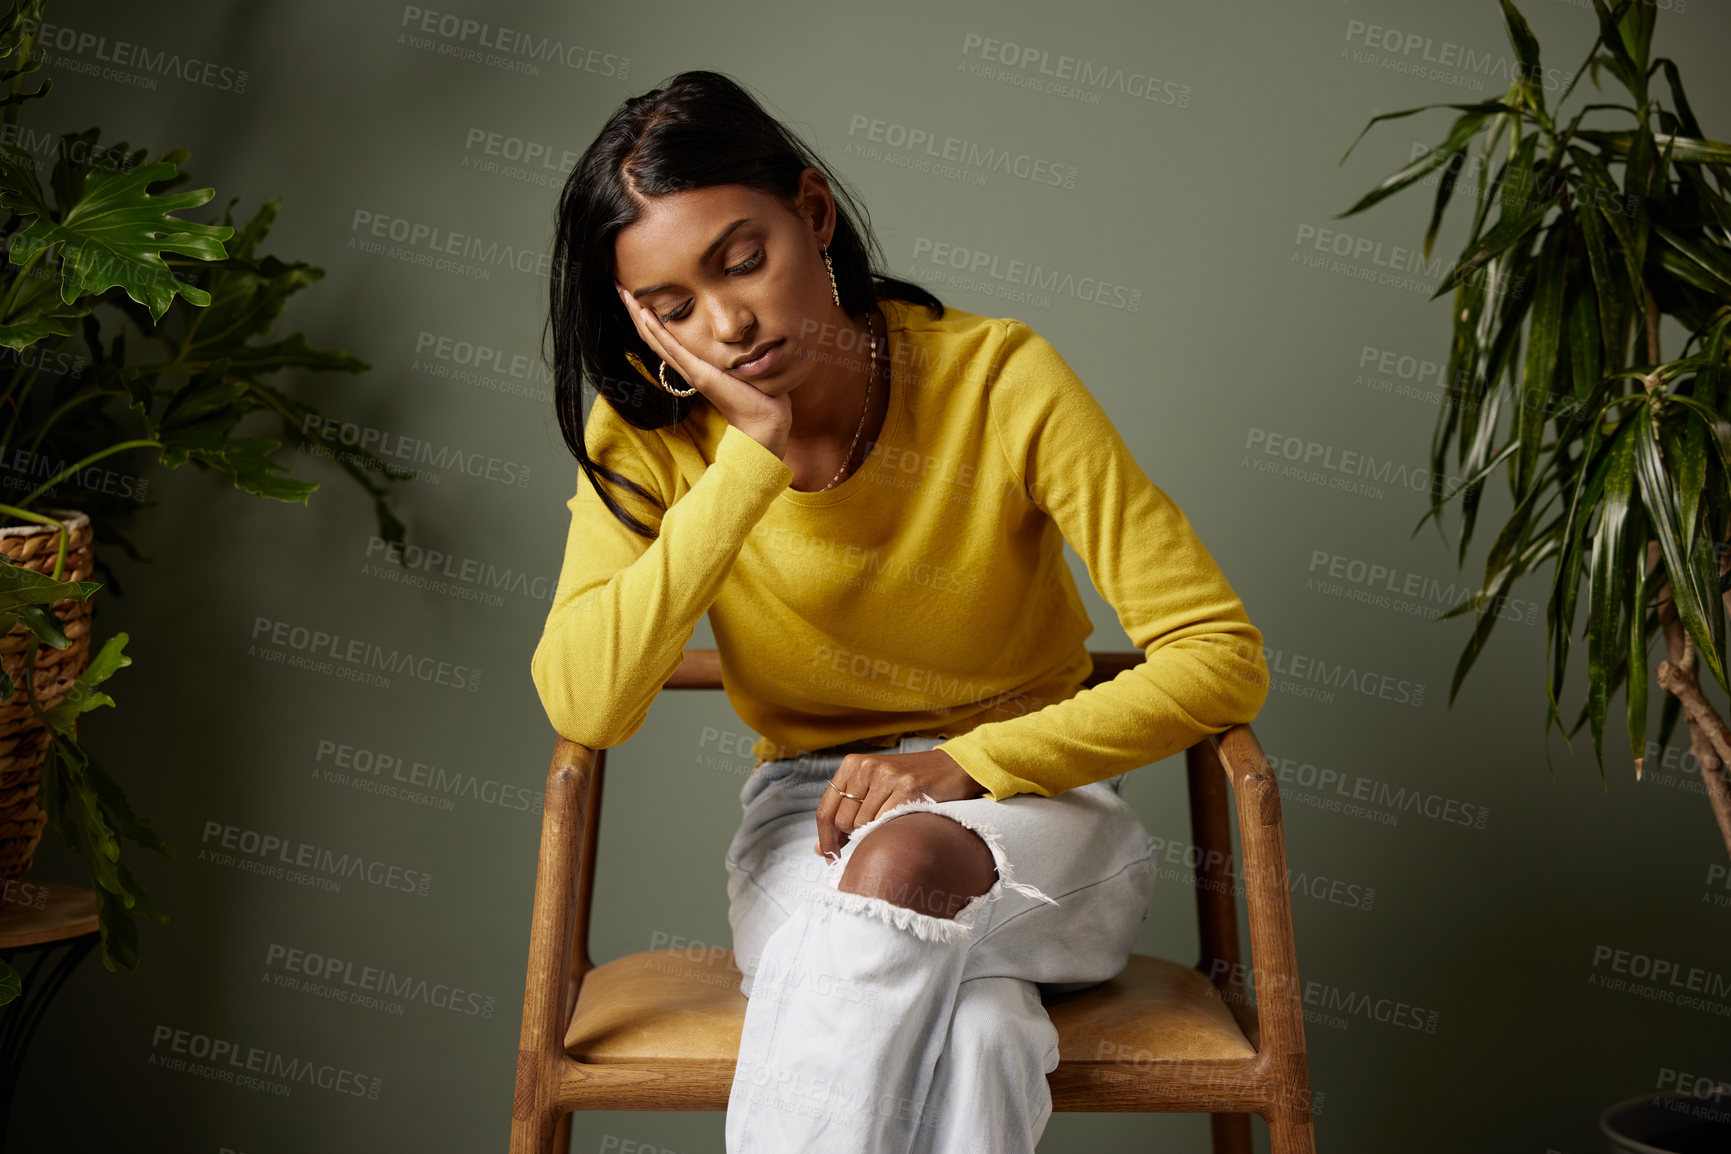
[{"left": 548, "top": 647, "right": 1306, "bottom": 1074}]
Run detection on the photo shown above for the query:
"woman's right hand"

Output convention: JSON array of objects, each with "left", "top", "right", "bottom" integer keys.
[{"left": 614, "top": 282, "right": 792, "bottom": 459}]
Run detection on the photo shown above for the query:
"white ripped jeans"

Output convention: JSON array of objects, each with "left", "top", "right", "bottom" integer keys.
[{"left": 723, "top": 735, "right": 1157, "bottom": 1154}]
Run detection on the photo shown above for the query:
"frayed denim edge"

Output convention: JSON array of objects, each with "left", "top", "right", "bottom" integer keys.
[{"left": 804, "top": 796, "right": 1061, "bottom": 944}]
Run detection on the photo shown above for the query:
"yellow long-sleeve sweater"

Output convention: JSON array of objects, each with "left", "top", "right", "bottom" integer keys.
[{"left": 529, "top": 297, "right": 1269, "bottom": 801}]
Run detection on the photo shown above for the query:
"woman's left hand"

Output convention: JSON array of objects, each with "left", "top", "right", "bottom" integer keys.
[{"left": 814, "top": 748, "right": 987, "bottom": 859}]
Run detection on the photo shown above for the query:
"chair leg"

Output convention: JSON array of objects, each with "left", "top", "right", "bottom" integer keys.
[
  {"left": 1210, "top": 1112, "right": 1253, "bottom": 1154},
  {"left": 1266, "top": 1108, "right": 1317, "bottom": 1154},
  {"left": 551, "top": 1110, "right": 571, "bottom": 1153},
  {"left": 507, "top": 1108, "right": 558, "bottom": 1154}
]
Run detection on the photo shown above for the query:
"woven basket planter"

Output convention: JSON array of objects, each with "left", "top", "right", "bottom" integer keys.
[{"left": 0, "top": 507, "right": 94, "bottom": 900}]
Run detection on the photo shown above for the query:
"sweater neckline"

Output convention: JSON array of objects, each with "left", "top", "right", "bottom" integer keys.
[{"left": 777, "top": 304, "right": 907, "bottom": 508}]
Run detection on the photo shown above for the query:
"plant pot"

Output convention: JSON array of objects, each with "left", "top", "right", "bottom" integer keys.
[
  {"left": 0, "top": 507, "right": 95, "bottom": 903},
  {"left": 1600, "top": 1087, "right": 1731, "bottom": 1153}
]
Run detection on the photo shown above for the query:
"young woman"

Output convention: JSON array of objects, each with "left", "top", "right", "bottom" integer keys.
[{"left": 532, "top": 70, "right": 1270, "bottom": 1154}]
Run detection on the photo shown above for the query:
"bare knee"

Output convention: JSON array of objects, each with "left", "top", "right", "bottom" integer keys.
[{"left": 838, "top": 812, "right": 997, "bottom": 919}]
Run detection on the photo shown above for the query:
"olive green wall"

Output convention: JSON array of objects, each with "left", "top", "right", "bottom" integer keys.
[{"left": 13, "top": 0, "right": 1729, "bottom": 1151}]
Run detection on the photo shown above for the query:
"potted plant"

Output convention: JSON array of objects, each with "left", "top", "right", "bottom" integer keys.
[
  {"left": 0, "top": 0, "right": 411, "bottom": 1001},
  {"left": 1339, "top": 0, "right": 1731, "bottom": 1146}
]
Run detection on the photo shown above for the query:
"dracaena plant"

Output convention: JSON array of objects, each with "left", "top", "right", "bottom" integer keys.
[
  {"left": 0, "top": 0, "right": 410, "bottom": 1001},
  {"left": 1339, "top": 0, "right": 1731, "bottom": 862}
]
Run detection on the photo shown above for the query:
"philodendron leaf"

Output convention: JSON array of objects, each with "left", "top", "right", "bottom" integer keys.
[
  {"left": 0, "top": 958, "right": 18, "bottom": 1007},
  {"left": 7, "top": 603, "right": 67, "bottom": 649},
  {"left": 158, "top": 422, "right": 320, "bottom": 503},
  {"left": 0, "top": 305, "right": 90, "bottom": 351},
  {"left": 40, "top": 632, "right": 130, "bottom": 736},
  {"left": 0, "top": 556, "right": 100, "bottom": 614},
  {"left": 82, "top": 742, "right": 170, "bottom": 857},
  {"left": 149, "top": 359, "right": 320, "bottom": 502},
  {"left": 94, "top": 885, "right": 139, "bottom": 972},
  {"left": 1, "top": 155, "right": 233, "bottom": 321}
]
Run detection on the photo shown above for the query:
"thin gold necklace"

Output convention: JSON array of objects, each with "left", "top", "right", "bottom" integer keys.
[{"left": 818, "top": 312, "right": 879, "bottom": 492}]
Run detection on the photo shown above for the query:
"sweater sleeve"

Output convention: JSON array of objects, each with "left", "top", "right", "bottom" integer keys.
[
  {"left": 529, "top": 402, "right": 794, "bottom": 748},
  {"left": 934, "top": 322, "right": 1270, "bottom": 800}
]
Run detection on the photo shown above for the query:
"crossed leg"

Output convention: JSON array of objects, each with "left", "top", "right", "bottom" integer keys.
[
  {"left": 907, "top": 975, "right": 1060, "bottom": 1154},
  {"left": 836, "top": 811, "right": 998, "bottom": 919}
]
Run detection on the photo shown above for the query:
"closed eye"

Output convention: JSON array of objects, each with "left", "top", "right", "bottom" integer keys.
[{"left": 657, "top": 249, "right": 765, "bottom": 323}]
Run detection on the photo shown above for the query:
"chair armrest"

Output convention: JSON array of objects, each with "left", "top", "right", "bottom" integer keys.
[
  {"left": 1215, "top": 725, "right": 1310, "bottom": 1073},
  {"left": 518, "top": 738, "right": 601, "bottom": 1083}
]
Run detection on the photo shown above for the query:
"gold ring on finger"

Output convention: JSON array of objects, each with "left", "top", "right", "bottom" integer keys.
[{"left": 827, "top": 779, "right": 865, "bottom": 802}]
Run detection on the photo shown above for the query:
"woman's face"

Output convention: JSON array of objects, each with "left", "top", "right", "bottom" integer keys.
[{"left": 612, "top": 172, "right": 844, "bottom": 398}]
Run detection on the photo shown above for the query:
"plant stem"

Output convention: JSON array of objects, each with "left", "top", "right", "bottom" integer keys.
[
  {"left": 14, "top": 439, "right": 162, "bottom": 510},
  {"left": 25, "top": 388, "right": 129, "bottom": 458},
  {"left": 0, "top": 502, "right": 68, "bottom": 579},
  {"left": 1655, "top": 659, "right": 1731, "bottom": 855},
  {"left": 0, "top": 247, "right": 47, "bottom": 326}
]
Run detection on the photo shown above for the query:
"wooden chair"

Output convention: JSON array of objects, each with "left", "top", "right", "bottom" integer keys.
[{"left": 510, "top": 648, "right": 1318, "bottom": 1152}]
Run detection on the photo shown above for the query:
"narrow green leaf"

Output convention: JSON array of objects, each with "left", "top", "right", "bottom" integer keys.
[
  {"left": 1655, "top": 59, "right": 1703, "bottom": 138},
  {"left": 1446, "top": 560, "right": 1521, "bottom": 706},
  {"left": 1443, "top": 200, "right": 1547, "bottom": 296},
  {"left": 1338, "top": 112, "right": 1496, "bottom": 218},
  {"left": 1586, "top": 421, "right": 1638, "bottom": 775},
  {"left": 1662, "top": 413, "right": 1707, "bottom": 560},
  {"left": 1565, "top": 280, "right": 1603, "bottom": 400},
  {"left": 1423, "top": 150, "right": 1467, "bottom": 264},
  {"left": 1633, "top": 405, "right": 1728, "bottom": 692},
  {"left": 1650, "top": 223, "right": 1731, "bottom": 297},
  {"left": 1497, "top": 0, "right": 1546, "bottom": 116},
  {"left": 1574, "top": 130, "right": 1731, "bottom": 167},
  {"left": 1518, "top": 226, "right": 1569, "bottom": 495},
  {"left": 1576, "top": 203, "right": 1629, "bottom": 369},
  {"left": 1587, "top": 0, "right": 1643, "bottom": 101},
  {"left": 1626, "top": 496, "right": 1649, "bottom": 763},
  {"left": 1337, "top": 100, "right": 1521, "bottom": 167}
]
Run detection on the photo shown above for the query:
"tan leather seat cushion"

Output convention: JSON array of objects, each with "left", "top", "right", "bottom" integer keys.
[{"left": 564, "top": 950, "right": 1255, "bottom": 1064}]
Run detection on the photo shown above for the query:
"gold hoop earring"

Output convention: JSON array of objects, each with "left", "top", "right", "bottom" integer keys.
[
  {"left": 823, "top": 247, "right": 841, "bottom": 307},
  {"left": 658, "top": 358, "right": 697, "bottom": 397}
]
